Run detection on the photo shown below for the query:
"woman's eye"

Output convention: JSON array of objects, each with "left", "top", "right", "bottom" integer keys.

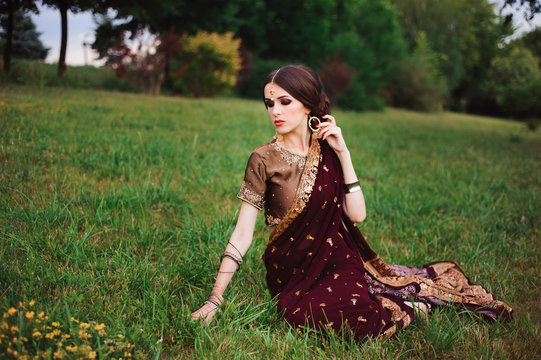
[
  {"left": 281, "top": 100, "right": 291, "bottom": 105},
  {"left": 265, "top": 101, "right": 274, "bottom": 107}
]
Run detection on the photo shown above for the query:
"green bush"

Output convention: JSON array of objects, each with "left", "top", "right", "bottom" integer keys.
[
  {"left": 170, "top": 31, "right": 241, "bottom": 97},
  {"left": 387, "top": 32, "right": 449, "bottom": 112},
  {"left": 483, "top": 46, "right": 541, "bottom": 121}
]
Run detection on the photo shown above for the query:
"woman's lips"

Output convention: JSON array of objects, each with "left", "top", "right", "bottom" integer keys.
[{"left": 274, "top": 120, "right": 285, "bottom": 126}]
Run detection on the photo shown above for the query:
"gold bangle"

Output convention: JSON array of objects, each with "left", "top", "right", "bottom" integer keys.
[
  {"left": 344, "top": 180, "right": 361, "bottom": 193},
  {"left": 221, "top": 251, "right": 243, "bottom": 268}
]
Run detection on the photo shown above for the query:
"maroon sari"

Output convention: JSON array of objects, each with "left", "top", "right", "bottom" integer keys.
[{"left": 262, "top": 137, "right": 513, "bottom": 340}]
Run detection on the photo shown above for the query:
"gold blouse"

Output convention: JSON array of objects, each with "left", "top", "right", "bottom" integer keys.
[{"left": 237, "top": 139, "right": 306, "bottom": 238}]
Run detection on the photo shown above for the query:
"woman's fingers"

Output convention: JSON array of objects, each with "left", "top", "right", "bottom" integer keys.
[
  {"left": 322, "top": 114, "right": 336, "bottom": 125},
  {"left": 191, "top": 303, "right": 218, "bottom": 323},
  {"left": 318, "top": 123, "right": 341, "bottom": 140}
]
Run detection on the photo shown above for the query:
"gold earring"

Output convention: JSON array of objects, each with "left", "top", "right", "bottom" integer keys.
[{"left": 308, "top": 116, "right": 321, "bottom": 132}]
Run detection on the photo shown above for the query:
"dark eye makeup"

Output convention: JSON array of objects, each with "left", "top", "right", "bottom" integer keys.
[{"left": 265, "top": 99, "right": 291, "bottom": 108}]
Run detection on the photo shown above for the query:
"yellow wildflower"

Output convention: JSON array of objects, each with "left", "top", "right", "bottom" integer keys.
[
  {"left": 1, "top": 322, "right": 8, "bottom": 330},
  {"left": 33, "top": 331, "right": 43, "bottom": 340},
  {"left": 70, "top": 317, "right": 79, "bottom": 323},
  {"left": 29, "top": 300, "right": 35, "bottom": 306},
  {"left": 65, "top": 344, "right": 78, "bottom": 353},
  {"left": 53, "top": 348, "right": 62, "bottom": 359},
  {"left": 38, "top": 312, "right": 45, "bottom": 319},
  {"left": 87, "top": 351, "right": 96, "bottom": 359},
  {"left": 117, "top": 334, "right": 125, "bottom": 339},
  {"left": 7, "top": 307, "right": 17, "bottom": 316},
  {"left": 80, "top": 344, "right": 92, "bottom": 353},
  {"left": 25, "top": 311, "right": 35, "bottom": 319},
  {"left": 80, "top": 322, "right": 90, "bottom": 329},
  {"left": 52, "top": 322, "right": 60, "bottom": 327},
  {"left": 94, "top": 323, "right": 106, "bottom": 331},
  {"left": 62, "top": 334, "right": 71, "bottom": 339},
  {"left": 78, "top": 330, "right": 91, "bottom": 339},
  {"left": 10, "top": 325, "right": 19, "bottom": 334}
]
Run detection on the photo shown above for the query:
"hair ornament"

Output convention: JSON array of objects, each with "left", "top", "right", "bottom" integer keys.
[{"left": 269, "top": 67, "right": 281, "bottom": 101}]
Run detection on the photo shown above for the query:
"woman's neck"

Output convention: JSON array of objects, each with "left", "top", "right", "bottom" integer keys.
[{"left": 278, "top": 131, "right": 312, "bottom": 156}]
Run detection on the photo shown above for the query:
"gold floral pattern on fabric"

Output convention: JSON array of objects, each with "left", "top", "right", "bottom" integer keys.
[
  {"left": 271, "top": 141, "right": 307, "bottom": 169},
  {"left": 374, "top": 294, "right": 413, "bottom": 338},
  {"left": 363, "top": 258, "right": 513, "bottom": 318},
  {"left": 265, "top": 213, "right": 282, "bottom": 226},
  {"left": 237, "top": 181, "right": 264, "bottom": 210},
  {"left": 268, "top": 136, "right": 321, "bottom": 244}
]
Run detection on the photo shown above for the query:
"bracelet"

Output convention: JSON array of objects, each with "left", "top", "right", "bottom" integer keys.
[
  {"left": 344, "top": 180, "right": 361, "bottom": 193},
  {"left": 228, "top": 241, "right": 243, "bottom": 257},
  {"left": 221, "top": 251, "right": 243, "bottom": 268},
  {"left": 205, "top": 292, "right": 224, "bottom": 309}
]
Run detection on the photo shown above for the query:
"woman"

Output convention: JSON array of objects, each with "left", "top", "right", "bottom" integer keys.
[{"left": 191, "top": 65, "right": 512, "bottom": 339}]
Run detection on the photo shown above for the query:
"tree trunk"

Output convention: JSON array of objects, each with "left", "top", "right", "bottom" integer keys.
[
  {"left": 3, "top": 0, "right": 13, "bottom": 73},
  {"left": 58, "top": 0, "right": 68, "bottom": 76}
]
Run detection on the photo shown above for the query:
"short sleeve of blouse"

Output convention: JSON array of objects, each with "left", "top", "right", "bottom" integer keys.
[{"left": 237, "top": 152, "right": 267, "bottom": 210}]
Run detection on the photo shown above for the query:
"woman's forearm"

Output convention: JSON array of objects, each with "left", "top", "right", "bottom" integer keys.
[
  {"left": 336, "top": 150, "right": 366, "bottom": 223},
  {"left": 210, "top": 234, "right": 252, "bottom": 296}
]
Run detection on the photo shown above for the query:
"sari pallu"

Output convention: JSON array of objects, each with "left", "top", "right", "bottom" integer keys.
[{"left": 262, "top": 136, "right": 513, "bottom": 340}]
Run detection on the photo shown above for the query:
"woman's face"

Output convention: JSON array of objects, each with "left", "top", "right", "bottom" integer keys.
[{"left": 264, "top": 83, "right": 310, "bottom": 137}]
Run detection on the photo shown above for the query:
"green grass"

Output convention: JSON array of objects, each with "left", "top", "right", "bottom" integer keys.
[
  {"left": 1, "top": 59, "right": 135, "bottom": 92},
  {"left": 1, "top": 84, "right": 540, "bottom": 359}
]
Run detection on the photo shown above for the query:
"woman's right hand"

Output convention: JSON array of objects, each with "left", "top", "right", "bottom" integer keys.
[{"left": 191, "top": 302, "right": 219, "bottom": 324}]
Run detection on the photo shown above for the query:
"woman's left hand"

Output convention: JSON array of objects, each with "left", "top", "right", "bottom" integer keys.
[{"left": 318, "top": 115, "right": 348, "bottom": 154}]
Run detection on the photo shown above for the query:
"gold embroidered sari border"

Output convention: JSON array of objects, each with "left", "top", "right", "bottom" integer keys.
[{"left": 268, "top": 135, "right": 321, "bottom": 245}]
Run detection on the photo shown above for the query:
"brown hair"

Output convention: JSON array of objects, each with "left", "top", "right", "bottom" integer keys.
[{"left": 263, "top": 65, "right": 331, "bottom": 118}]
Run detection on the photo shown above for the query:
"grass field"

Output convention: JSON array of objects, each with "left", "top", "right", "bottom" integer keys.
[{"left": 1, "top": 84, "right": 540, "bottom": 359}]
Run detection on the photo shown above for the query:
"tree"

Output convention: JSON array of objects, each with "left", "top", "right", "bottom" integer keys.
[
  {"left": 0, "top": 0, "right": 38, "bottom": 72},
  {"left": 513, "top": 26, "right": 541, "bottom": 59},
  {"left": 483, "top": 46, "right": 541, "bottom": 122},
  {"left": 502, "top": 0, "right": 541, "bottom": 21},
  {"left": 387, "top": 32, "right": 448, "bottom": 111},
  {"left": 92, "top": 0, "right": 245, "bottom": 84},
  {"left": 0, "top": 9, "right": 49, "bottom": 60},
  {"left": 41, "top": 0, "right": 97, "bottom": 76},
  {"left": 390, "top": 0, "right": 512, "bottom": 111}
]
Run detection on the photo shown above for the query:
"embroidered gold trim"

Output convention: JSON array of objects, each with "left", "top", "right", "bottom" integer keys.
[
  {"left": 237, "top": 182, "right": 264, "bottom": 210},
  {"left": 268, "top": 135, "right": 321, "bottom": 245},
  {"left": 271, "top": 141, "right": 307, "bottom": 169},
  {"left": 265, "top": 213, "right": 282, "bottom": 226},
  {"left": 364, "top": 257, "right": 513, "bottom": 315}
]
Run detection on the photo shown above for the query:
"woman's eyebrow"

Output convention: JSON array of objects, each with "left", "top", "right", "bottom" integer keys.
[{"left": 264, "top": 95, "right": 290, "bottom": 100}]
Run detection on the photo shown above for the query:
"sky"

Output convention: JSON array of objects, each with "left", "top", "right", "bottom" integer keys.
[{"left": 31, "top": 1, "right": 541, "bottom": 67}]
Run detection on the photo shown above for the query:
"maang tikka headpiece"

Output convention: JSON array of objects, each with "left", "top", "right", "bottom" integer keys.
[{"left": 269, "top": 68, "right": 281, "bottom": 101}]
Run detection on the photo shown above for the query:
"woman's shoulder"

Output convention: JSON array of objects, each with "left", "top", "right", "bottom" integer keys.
[{"left": 249, "top": 139, "right": 278, "bottom": 159}]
